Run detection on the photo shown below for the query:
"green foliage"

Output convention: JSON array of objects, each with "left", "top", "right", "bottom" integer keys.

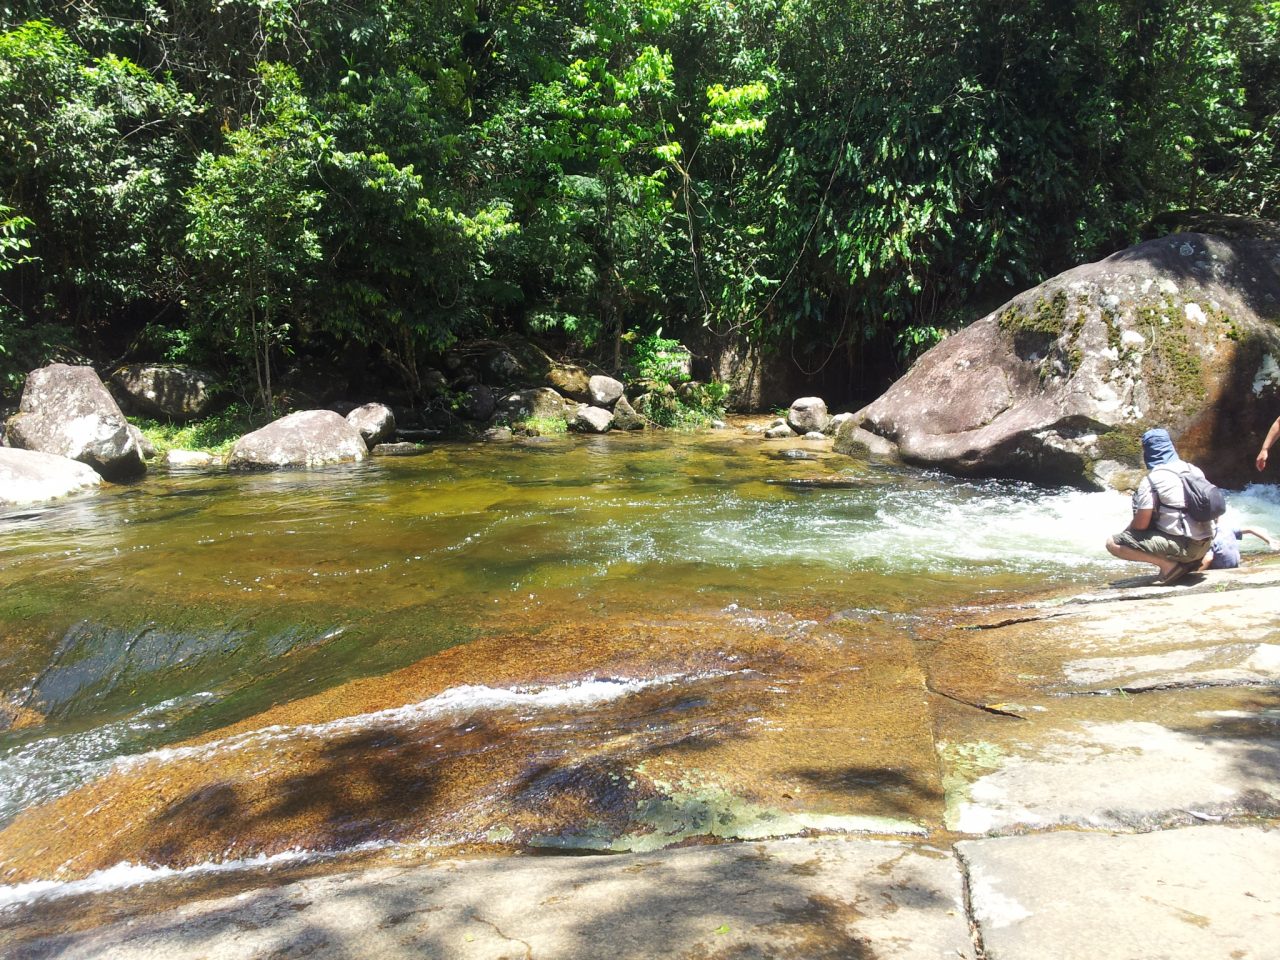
[
  {"left": 184, "top": 63, "right": 324, "bottom": 418},
  {"left": 627, "top": 330, "right": 691, "bottom": 383},
  {"left": 0, "top": 0, "right": 1276, "bottom": 403},
  {"left": 513, "top": 414, "right": 568, "bottom": 436},
  {"left": 131, "top": 403, "right": 256, "bottom": 457}
]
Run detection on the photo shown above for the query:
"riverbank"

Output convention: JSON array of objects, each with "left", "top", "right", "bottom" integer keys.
[{"left": 5, "top": 559, "right": 1279, "bottom": 958}]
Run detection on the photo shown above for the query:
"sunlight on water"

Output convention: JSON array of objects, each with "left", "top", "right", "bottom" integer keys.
[{"left": 4, "top": 429, "right": 1280, "bottom": 903}]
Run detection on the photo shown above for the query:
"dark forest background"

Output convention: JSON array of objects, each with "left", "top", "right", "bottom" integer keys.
[{"left": 1, "top": 0, "right": 1277, "bottom": 413}]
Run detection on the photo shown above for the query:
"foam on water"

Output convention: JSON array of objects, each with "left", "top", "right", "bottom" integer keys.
[
  {"left": 0, "top": 842, "right": 392, "bottom": 911},
  {"left": 0, "top": 692, "right": 217, "bottom": 825},
  {"left": 116, "top": 674, "right": 698, "bottom": 771}
]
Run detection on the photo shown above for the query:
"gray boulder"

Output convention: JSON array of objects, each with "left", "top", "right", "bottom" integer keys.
[
  {"left": 0, "top": 448, "right": 102, "bottom": 506},
  {"left": 110, "top": 364, "right": 215, "bottom": 422},
  {"left": 787, "top": 397, "right": 829, "bottom": 434},
  {"left": 858, "top": 232, "right": 1280, "bottom": 489},
  {"left": 227, "top": 410, "right": 367, "bottom": 470},
  {"left": 588, "top": 375, "right": 625, "bottom": 408},
  {"left": 5, "top": 364, "right": 145, "bottom": 480},
  {"left": 345, "top": 402, "right": 396, "bottom": 446},
  {"left": 480, "top": 426, "right": 514, "bottom": 443},
  {"left": 572, "top": 404, "right": 614, "bottom": 433},
  {"left": 500, "top": 387, "right": 566, "bottom": 422},
  {"left": 764, "top": 424, "right": 795, "bottom": 439},
  {"left": 612, "top": 396, "right": 646, "bottom": 430}
]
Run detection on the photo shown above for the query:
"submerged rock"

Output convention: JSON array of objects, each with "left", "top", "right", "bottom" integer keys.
[
  {"left": 0, "top": 447, "right": 102, "bottom": 506},
  {"left": 858, "top": 232, "right": 1280, "bottom": 489},
  {"left": 227, "top": 410, "right": 367, "bottom": 470},
  {"left": 371, "top": 442, "right": 428, "bottom": 456},
  {"left": 5, "top": 363, "right": 145, "bottom": 480}
]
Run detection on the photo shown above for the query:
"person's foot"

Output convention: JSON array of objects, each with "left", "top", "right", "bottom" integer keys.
[{"left": 1155, "top": 562, "right": 1189, "bottom": 586}]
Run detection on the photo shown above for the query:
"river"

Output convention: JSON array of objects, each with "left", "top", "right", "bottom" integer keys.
[{"left": 3, "top": 426, "right": 1278, "bottom": 911}]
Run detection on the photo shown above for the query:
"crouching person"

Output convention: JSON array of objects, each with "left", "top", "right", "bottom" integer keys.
[{"left": 1105, "top": 428, "right": 1213, "bottom": 585}]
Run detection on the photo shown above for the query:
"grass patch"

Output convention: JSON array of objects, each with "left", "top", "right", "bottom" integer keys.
[
  {"left": 131, "top": 403, "right": 256, "bottom": 457},
  {"left": 513, "top": 414, "right": 568, "bottom": 436}
]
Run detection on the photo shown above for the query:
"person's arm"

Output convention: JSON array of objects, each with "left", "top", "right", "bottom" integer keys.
[
  {"left": 1240, "top": 526, "right": 1277, "bottom": 549},
  {"left": 1130, "top": 508, "right": 1154, "bottom": 531},
  {"left": 1258, "top": 417, "right": 1280, "bottom": 471}
]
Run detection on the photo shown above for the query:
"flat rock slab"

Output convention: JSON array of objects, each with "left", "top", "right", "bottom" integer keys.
[
  {"left": 4, "top": 838, "right": 975, "bottom": 960},
  {"left": 945, "top": 714, "right": 1280, "bottom": 834},
  {"left": 960, "top": 824, "right": 1280, "bottom": 960}
]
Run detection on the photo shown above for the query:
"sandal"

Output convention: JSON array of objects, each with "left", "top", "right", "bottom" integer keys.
[{"left": 1155, "top": 562, "right": 1190, "bottom": 586}]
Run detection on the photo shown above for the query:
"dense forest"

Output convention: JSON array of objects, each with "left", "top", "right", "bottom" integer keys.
[{"left": 0, "top": 0, "right": 1277, "bottom": 414}]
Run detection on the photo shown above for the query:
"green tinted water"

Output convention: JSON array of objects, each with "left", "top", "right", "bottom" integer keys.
[{"left": 0, "top": 428, "right": 1159, "bottom": 884}]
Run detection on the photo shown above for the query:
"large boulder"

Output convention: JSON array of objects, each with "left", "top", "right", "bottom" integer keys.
[
  {"left": 345, "top": 402, "right": 396, "bottom": 446},
  {"left": 499, "top": 387, "right": 567, "bottom": 422},
  {"left": 588, "top": 375, "right": 625, "bottom": 408},
  {"left": 227, "top": 410, "right": 367, "bottom": 470},
  {"left": 0, "top": 448, "right": 102, "bottom": 506},
  {"left": 5, "top": 364, "right": 145, "bottom": 480},
  {"left": 110, "top": 364, "right": 215, "bottom": 422},
  {"left": 546, "top": 363, "right": 592, "bottom": 402},
  {"left": 787, "top": 397, "right": 829, "bottom": 434},
  {"left": 572, "top": 404, "right": 614, "bottom": 433},
  {"left": 858, "top": 232, "right": 1280, "bottom": 489}
]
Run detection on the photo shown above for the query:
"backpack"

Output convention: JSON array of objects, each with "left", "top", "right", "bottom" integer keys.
[{"left": 1155, "top": 465, "right": 1227, "bottom": 523}]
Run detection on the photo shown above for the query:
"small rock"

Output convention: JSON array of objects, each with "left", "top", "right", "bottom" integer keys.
[
  {"left": 128, "top": 424, "right": 157, "bottom": 460},
  {"left": 803, "top": 431, "right": 827, "bottom": 441},
  {"left": 480, "top": 426, "right": 514, "bottom": 443},
  {"left": 371, "top": 442, "right": 428, "bottom": 457},
  {"left": 765, "top": 425, "right": 795, "bottom": 439}
]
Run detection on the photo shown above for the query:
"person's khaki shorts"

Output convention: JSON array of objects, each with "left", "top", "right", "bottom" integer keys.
[{"left": 1112, "top": 527, "right": 1210, "bottom": 564}]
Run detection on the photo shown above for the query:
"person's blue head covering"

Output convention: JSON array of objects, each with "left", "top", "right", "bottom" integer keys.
[{"left": 1141, "top": 428, "right": 1178, "bottom": 468}]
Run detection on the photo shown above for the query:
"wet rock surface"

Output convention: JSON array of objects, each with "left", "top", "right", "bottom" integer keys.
[{"left": 4, "top": 494, "right": 1280, "bottom": 958}]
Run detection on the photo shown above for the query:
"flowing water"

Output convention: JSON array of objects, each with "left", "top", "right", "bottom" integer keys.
[{"left": 3, "top": 427, "right": 1279, "bottom": 911}]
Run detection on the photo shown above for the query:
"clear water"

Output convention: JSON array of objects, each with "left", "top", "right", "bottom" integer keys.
[{"left": 2, "top": 429, "right": 1278, "bottom": 900}]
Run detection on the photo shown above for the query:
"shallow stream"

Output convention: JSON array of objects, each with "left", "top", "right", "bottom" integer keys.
[{"left": 3, "top": 427, "right": 1279, "bottom": 909}]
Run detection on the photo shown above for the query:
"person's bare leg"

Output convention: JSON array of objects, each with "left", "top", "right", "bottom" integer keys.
[{"left": 1106, "top": 537, "right": 1177, "bottom": 579}]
